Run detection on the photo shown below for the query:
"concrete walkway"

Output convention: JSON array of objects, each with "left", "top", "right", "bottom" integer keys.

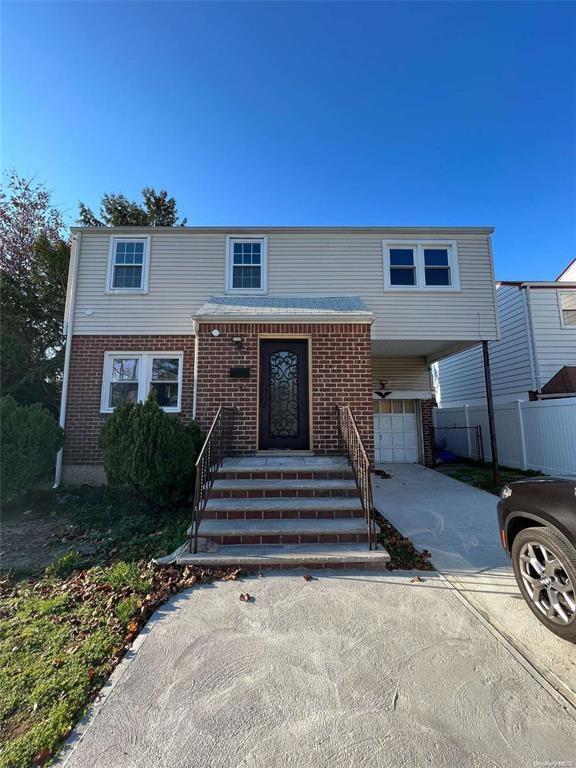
[
  {"left": 373, "top": 463, "right": 576, "bottom": 705},
  {"left": 59, "top": 571, "right": 576, "bottom": 768}
]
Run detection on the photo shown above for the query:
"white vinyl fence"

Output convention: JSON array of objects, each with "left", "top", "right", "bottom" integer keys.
[{"left": 433, "top": 399, "right": 576, "bottom": 476}]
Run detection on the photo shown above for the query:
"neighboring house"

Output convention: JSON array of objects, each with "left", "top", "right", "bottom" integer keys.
[
  {"left": 435, "top": 262, "right": 576, "bottom": 408},
  {"left": 58, "top": 226, "right": 499, "bottom": 485}
]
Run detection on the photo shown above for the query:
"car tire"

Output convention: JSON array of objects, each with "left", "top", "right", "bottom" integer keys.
[{"left": 511, "top": 526, "right": 576, "bottom": 643}]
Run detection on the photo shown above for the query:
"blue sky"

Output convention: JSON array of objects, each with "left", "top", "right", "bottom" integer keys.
[{"left": 2, "top": 1, "right": 575, "bottom": 279}]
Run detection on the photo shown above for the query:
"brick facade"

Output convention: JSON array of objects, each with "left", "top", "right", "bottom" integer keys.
[
  {"left": 63, "top": 324, "right": 375, "bottom": 478},
  {"left": 195, "top": 322, "right": 374, "bottom": 461},
  {"left": 420, "top": 398, "right": 436, "bottom": 468},
  {"left": 63, "top": 335, "right": 196, "bottom": 467}
]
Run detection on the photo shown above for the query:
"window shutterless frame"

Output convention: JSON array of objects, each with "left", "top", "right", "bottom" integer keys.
[
  {"left": 558, "top": 290, "right": 576, "bottom": 328},
  {"left": 106, "top": 236, "right": 151, "bottom": 293},
  {"left": 225, "top": 235, "right": 268, "bottom": 294},
  {"left": 100, "top": 352, "right": 183, "bottom": 413},
  {"left": 382, "top": 240, "right": 460, "bottom": 291}
]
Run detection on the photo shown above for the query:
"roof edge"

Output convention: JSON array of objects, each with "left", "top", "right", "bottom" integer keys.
[
  {"left": 70, "top": 225, "right": 495, "bottom": 235},
  {"left": 194, "top": 313, "right": 374, "bottom": 324},
  {"left": 498, "top": 281, "right": 576, "bottom": 289}
]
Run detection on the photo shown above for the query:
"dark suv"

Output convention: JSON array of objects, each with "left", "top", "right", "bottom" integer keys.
[{"left": 497, "top": 477, "right": 576, "bottom": 642}]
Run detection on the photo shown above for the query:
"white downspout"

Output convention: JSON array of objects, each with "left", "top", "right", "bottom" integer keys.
[
  {"left": 54, "top": 232, "right": 81, "bottom": 487},
  {"left": 523, "top": 285, "right": 541, "bottom": 392},
  {"left": 191, "top": 319, "right": 199, "bottom": 420}
]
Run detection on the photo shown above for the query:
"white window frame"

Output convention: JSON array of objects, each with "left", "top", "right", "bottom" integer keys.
[
  {"left": 100, "top": 352, "right": 183, "bottom": 413},
  {"left": 558, "top": 290, "right": 576, "bottom": 329},
  {"left": 382, "top": 240, "right": 460, "bottom": 291},
  {"left": 106, "top": 236, "right": 151, "bottom": 294},
  {"left": 225, "top": 235, "right": 268, "bottom": 294}
]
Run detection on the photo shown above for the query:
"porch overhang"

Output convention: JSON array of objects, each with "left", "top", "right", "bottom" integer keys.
[
  {"left": 371, "top": 338, "right": 491, "bottom": 364},
  {"left": 193, "top": 295, "right": 374, "bottom": 324}
]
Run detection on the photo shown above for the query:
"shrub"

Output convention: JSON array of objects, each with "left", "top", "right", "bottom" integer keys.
[
  {"left": 99, "top": 393, "right": 204, "bottom": 507},
  {"left": 0, "top": 395, "right": 64, "bottom": 503}
]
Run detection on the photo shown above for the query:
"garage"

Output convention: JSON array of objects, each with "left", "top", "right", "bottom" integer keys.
[{"left": 374, "top": 399, "right": 420, "bottom": 463}]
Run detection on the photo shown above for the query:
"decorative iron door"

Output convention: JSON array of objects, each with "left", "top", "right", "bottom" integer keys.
[{"left": 259, "top": 340, "right": 310, "bottom": 450}]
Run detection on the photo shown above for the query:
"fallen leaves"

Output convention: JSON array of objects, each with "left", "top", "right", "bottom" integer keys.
[
  {"left": 239, "top": 593, "right": 254, "bottom": 603},
  {"left": 32, "top": 747, "right": 51, "bottom": 766},
  {"left": 303, "top": 574, "right": 315, "bottom": 582},
  {"left": 376, "top": 515, "right": 434, "bottom": 571},
  {"left": 410, "top": 576, "right": 425, "bottom": 583}
]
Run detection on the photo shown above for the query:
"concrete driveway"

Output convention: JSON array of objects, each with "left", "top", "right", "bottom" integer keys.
[
  {"left": 373, "top": 463, "right": 576, "bottom": 706},
  {"left": 59, "top": 570, "right": 576, "bottom": 768}
]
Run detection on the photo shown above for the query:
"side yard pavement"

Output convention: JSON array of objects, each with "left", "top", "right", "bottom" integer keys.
[{"left": 373, "top": 463, "right": 576, "bottom": 706}]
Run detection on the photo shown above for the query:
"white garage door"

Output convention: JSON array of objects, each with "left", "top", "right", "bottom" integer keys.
[{"left": 374, "top": 399, "right": 420, "bottom": 463}]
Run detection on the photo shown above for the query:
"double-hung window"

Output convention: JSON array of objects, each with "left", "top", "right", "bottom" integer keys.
[
  {"left": 107, "top": 237, "right": 150, "bottom": 292},
  {"left": 383, "top": 241, "right": 459, "bottom": 290},
  {"left": 559, "top": 291, "right": 576, "bottom": 327},
  {"left": 101, "top": 352, "right": 183, "bottom": 413},
  {"left": 226, "top": 236, "right": 268, "bottom": 293}
]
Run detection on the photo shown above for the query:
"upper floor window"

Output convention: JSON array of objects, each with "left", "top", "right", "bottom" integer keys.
[
  {"left": 559, "top": 291, "right": 576, "bottom": 327},
  {"left": 107, "top": 237, "right": 150, "bottom": 293},
  {"left": 383, "top": 241, "right": 460, "bottom": 291},
  {"left": 101, "top": 352, "right": 182, "bottom": 413},
  {"left": 226, "top": 236, "right": 268, "bottom": 293}
]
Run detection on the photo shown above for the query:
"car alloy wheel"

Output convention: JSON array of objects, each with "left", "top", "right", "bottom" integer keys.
[{"left": 518, "top": 541, "right": 576, "bottom": 625}]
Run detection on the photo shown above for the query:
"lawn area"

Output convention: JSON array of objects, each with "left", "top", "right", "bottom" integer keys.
[
  {"left": 1, "top": 485, "right": 191, "bottom": 578},
  {"left": 0, "top": 486, "right": 239, "bottom": 768},
  {"left": 435, "top": 461, "right": 542, "bottom": 495}
]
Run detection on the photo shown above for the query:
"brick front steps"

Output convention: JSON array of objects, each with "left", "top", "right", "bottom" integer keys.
[
  {"left": 175, "top": 543, "right": 389, "bottom": 569},
  {"left": 174, "top": 456, "right": 390, "bottom": 569},
  {"left": 210, "top": 479, "right": 360, "bottom": 499},
  {"left": 202, "top": 497, "right": 365, "bottom": 520},
  {"left": 194, "top": 518, "right": 369, "bottom": 546}
]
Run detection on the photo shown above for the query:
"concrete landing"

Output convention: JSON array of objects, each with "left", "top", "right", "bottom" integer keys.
[{"left": 220, "top": 455, "right": 351, "bottom": 472}]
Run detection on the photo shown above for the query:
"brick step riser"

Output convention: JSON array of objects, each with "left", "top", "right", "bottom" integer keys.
[
  {"left": 210, "top": 489, "right": 359, "bottom": 499},
  {"left": 218, "top": 471, "right": 354, "bottom": 481},
  {"left": 208, "top": 533, "right": 369, "bottom": 546},
  {"left": 202, "top": 509, "right": 366, "bottom": 521}
]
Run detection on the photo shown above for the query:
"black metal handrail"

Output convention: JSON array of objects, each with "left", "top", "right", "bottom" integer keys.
[
  {"left": 337, "top": 405, "right": 376, "bottom": 550},
  {"left": 189, "top": 406, "right": 235, "bottom": 554}
]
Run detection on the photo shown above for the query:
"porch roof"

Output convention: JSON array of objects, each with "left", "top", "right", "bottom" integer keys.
[{"left": 193, "top": 295, "right": 374, "bottom": 323}]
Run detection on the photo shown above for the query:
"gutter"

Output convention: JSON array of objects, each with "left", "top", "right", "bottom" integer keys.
[
  {"left": 54, "top": 233, "right": 81, "bottom": 487},
  {"left": 191, "top": 319, "right": 199, "bottom": 420}
]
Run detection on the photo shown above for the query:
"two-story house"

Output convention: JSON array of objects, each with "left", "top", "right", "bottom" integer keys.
[
  {"left": 435, "top": 258, "right": 576, "bottom": 408},
  {"left": 55, "top": 226, "right": 499, "bottom": 567}
]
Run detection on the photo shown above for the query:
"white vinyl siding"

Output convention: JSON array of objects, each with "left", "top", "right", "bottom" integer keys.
[
  {"left": 528, "top": 289, "right": 576, "bottom": 388},
  {"left": 436, "top": 284, "right": 576, "bottom": 406},
  {"left": 72, "top": 229, "right": 498, "bottom": 341},
  {"left": 435, "top": 285, "right": 534, "bottom": 406},
  {"left": 372, "top": 357, "right": 431, "bottom": 391}
]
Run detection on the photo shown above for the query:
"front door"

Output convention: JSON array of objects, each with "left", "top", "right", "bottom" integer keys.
[{"left": 259, "top": 340, "right": 310, "bottom": 450}]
